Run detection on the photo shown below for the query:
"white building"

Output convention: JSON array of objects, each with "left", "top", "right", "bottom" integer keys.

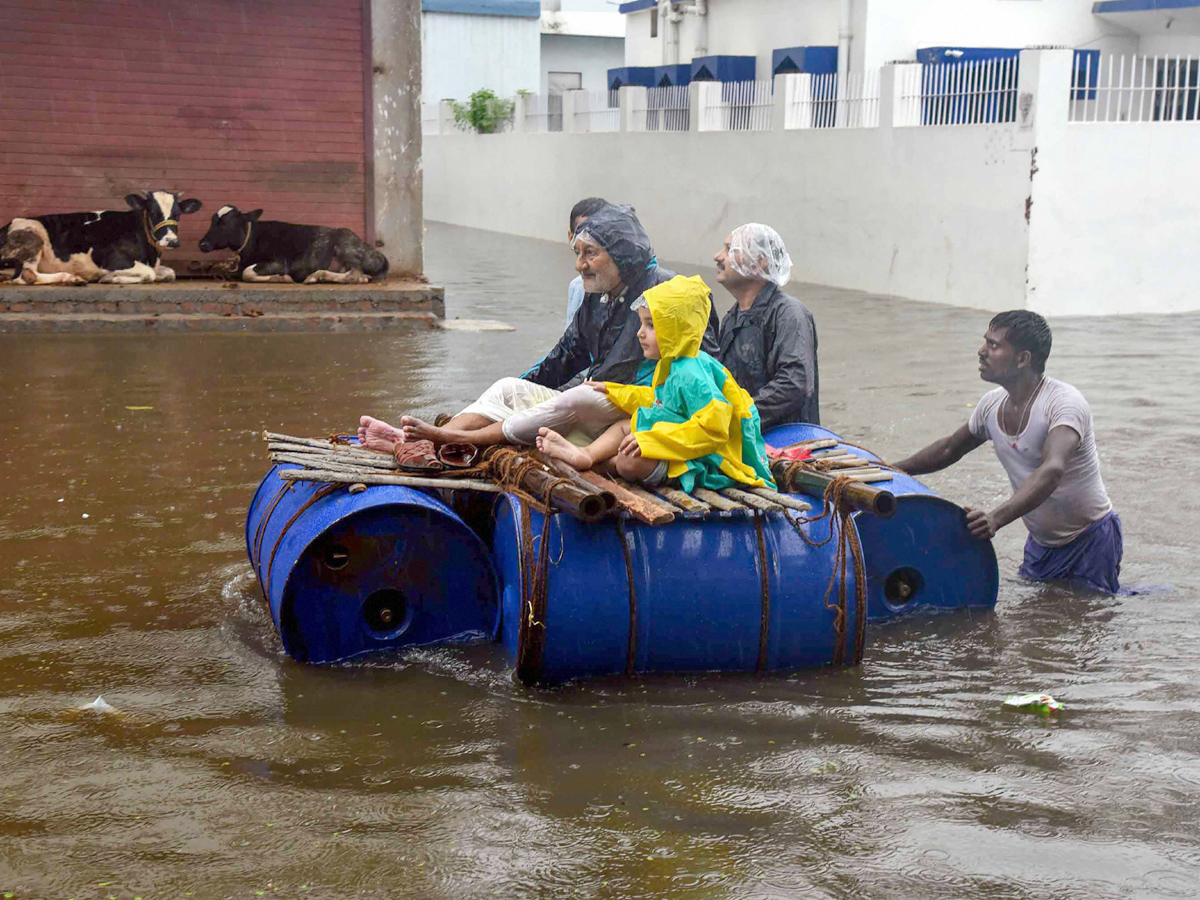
[
  {"left": 619, "top": 0, "right": 1200, "bottom": 87},
  {"left": 422, "top": 0, "right": 624, "bottom": 104}
]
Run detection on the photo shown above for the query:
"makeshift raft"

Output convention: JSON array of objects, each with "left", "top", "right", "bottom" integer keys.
[{"left": 245, "top": 426, "right": 998, "bottom": 684}]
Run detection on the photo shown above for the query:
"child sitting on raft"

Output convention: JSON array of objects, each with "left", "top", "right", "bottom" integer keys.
[{"left": 536, "top": 274, "right": 777, "bottom": 494}]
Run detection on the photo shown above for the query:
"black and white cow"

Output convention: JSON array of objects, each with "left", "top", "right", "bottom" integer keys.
[
  {"left": 0, "top": 190, "right": 202, "bottom": 285},
  {"left": 198, "top": 206, "right": 389, "bottom": 284}
]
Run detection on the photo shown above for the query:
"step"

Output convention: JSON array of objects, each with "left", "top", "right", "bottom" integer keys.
[
  {"left": 0, "top": 280, "right": 443, "bottom": 316},
  {"left": 0, "top": 310, "right": 439, "bottom": 332}
]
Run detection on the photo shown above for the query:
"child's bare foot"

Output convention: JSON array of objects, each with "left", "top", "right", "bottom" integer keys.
[
  {"left": 399, "top": 415, "right": 461, "bottom": 446},
  {"left": 536, "top": 427, "right": 594, "bottom": 470},
  {"left": 358, "top": 416, "right": 405, "bottom": 452}
]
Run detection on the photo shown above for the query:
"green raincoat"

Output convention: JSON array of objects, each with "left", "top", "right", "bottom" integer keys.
[{"left": 605, "top": 275, "right": 777, "bottom": 494}]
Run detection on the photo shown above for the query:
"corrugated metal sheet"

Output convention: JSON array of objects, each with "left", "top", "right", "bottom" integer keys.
[{"left": 0, "top": 0, "right": 368, "bottom": 269}]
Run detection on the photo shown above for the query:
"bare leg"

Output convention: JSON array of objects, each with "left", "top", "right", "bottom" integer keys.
[
  {"left": 357, "top": 416, "right": 405, "bottom": 452},
  {"left": 444, "top": 413, "right": 495, "bottom": 430},
  {"left": 615, "top": 449, "right": 664, "bottom": 482},
  {"left": 536, "top": 419, "right": 630, "bottom": 471},
  {"left": 400, "top": 416, "right": 507, "bottom": 447}
]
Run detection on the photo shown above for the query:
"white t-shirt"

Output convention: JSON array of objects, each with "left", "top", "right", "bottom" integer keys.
[{"left": 968, "top": 377, "right": 1112, "bottom": 547}]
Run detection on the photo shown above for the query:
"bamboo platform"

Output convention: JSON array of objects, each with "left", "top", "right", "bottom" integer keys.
[{"left": 258, "top": 432, "right": 896, "bottom": 526}]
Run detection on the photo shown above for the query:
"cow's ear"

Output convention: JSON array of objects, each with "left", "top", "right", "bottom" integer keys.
[
  {"left": 125, "top": 193, "right": 146, "bottom": 210},
  {"left": 247, "top": 209, "right": 264, "bottom": 222},
  {"left": 178, "top": 198, "right": 202, "bottom": 214}
]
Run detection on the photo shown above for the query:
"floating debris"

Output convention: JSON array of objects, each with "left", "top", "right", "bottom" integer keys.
[
  {"left": 432, "top": 318, "right": 515, "bottom": 332},
  {"left": 1003, "top": 693, "right": 1064, "bottom": 715}
]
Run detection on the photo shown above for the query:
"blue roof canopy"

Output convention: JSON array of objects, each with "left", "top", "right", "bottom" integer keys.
[
  {"left": 618, "top": 0, "right": 658, "bottom": 12},
  {"left": 690, "top": 55, "right": 756, "bottom": 83},
  {"left": 653, "top": 64, "right": 692, "bottom": 86},
  {"left": 608, "top": 66, "right": 657, "bottom": 90},
  {"left": 772, "top": 46, "right": 838, "bottom": 76},
  {"left": 422, "top": 0, "right": 540, "bottom": 16}
]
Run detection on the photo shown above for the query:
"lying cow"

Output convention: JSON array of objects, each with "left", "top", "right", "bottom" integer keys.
[
  {"left": 198, "top": 206, "right": 389, "bottom": 284},
  {"left": 0, "top": 191, "right": 202, "bottom": 285}
]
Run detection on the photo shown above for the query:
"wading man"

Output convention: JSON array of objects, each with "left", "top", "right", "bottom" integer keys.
[
  {"left": 894, "top": 311, "right": 1122, "bottom": 594},
  {"left": 715, "top": 224, "right": 819, "bottom": 430}
]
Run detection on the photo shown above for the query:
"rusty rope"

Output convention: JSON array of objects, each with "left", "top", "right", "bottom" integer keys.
[{"left": 784, "top": 475, "right": 869, "bottom": 666}]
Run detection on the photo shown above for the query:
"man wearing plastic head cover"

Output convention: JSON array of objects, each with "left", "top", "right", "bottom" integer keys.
[{"left": 715, "top": 223, "right": 819, "bottom": 431}]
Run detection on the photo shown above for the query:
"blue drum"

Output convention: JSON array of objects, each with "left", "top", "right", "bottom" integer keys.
[{"left": 246, "top": 468, "right": 498, "bottom": 664}]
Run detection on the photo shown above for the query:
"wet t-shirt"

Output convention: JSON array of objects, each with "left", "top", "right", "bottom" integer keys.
[{"left": 968, "top": 377, "right": 1112, "bottom": 547}]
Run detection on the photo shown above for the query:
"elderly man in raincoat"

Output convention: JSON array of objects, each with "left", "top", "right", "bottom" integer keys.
[
  {"left": 715, "top": 223, "right": 819, "bottom": 430},
  {"left": 537, "top": 274, "right": 775, "bottom": 494},
  {"left": 358, "top": 204, "right": 722, "bottom": 455}
]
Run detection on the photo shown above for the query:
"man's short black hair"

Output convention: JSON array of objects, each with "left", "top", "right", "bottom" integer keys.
[
  {"left": 989, "top": 310, "right": 1052, "bottom": 374},
  {"left": 569, "top": 197, "right": 608, "bottom": 234}
]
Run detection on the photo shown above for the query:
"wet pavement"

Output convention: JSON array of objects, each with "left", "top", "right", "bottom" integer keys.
[{"left": 1, "top": 222, "right": 1198, "bottom": 899}]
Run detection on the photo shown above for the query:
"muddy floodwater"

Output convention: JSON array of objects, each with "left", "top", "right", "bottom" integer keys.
[{"left": 2, "top": 223, "right": 1199, "bottom": 900}]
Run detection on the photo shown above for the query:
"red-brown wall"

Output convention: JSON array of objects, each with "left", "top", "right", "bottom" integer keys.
[{"left": 0, "top": 0, "right": 369, "bottom": 266}]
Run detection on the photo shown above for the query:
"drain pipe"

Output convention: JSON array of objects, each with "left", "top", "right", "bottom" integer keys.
[{"left": 691, "top": 0, "right": 708, "bottom": 60}]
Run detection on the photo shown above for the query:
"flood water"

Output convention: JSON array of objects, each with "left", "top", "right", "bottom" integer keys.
[{"left": 2, "top": 223, "right": 1199, "bottom": 900}]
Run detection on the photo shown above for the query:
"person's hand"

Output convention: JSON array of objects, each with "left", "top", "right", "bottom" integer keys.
[
  {"left": 618, "top": 433, "right": 642, "bottom": 457},
  {"left": 584, "top": 381, "right": 608, "bottom": 394},
  {"left": 964, "top": 507, "right": 997, "bottom": 540}
]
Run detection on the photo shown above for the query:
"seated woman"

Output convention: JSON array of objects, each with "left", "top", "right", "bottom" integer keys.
[{"left": 536, "top": 275, "right": 776, "bottom": 494}]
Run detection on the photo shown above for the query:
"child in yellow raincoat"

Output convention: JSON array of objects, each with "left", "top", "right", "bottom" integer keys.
[{"left": 536, "top": 274, "right": 776, "bottom": 494}]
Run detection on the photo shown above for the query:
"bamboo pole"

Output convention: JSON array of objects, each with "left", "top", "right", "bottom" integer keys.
[
  {"left": 280, "top": 469, "right": 502, "bottom": 492},
  {"left": 692, "top": 488, "right": 745, "bottom": 512},
  {"left": 770, "top": 460, "right": 897, "bottom": 518},
  {"left": 750, "top": 487, "right": 813, "bottom": 512},
  {"left": 652, "top": 486, "right": 712, "bottom": 515},
  {"left": 626, "top": 483, "right": 682, "bottom": 514},
  {"left": 271, "top": 451, "right": 399, "bottom": 472},
  {"left": 844, "top": 472, "right": 893, "bottom": 484},
  {"left": 267, "top": 441, "right": 395, "bottom": 463},
  {"left": 529, "top": 451, "right": 617, "bottom": 514},
  {"left": 720, "top": 487, "right": 783, "bottom": 512},
  {"left": 578, "top": 471, "right": 674, "bottom": 525}
]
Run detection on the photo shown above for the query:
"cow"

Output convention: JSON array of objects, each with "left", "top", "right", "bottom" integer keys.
[
  {"left": 198, "top": 206, "right": 389, "bottom": 284},
  {"left": 0, "top": 190, "right": 203, "bottom": 285}
]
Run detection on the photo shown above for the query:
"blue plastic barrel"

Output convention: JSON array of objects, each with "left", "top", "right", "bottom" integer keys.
[
  {"left": 245, "top": 467, "right": 499, "bottom": 664},
  {"left": 764, "top": 424, "right": 998, "bottom": 620},
  {"left": 490, "top": 493, "right": 866, "bottom": 685}
]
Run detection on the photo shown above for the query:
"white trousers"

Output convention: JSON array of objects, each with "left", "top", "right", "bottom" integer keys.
[{"left": 458, "top": 377, "right": 624, "bottom": 445}]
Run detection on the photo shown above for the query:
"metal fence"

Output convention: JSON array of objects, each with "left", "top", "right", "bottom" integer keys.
[
  {"left": 901, "top": 57, "right": 1020, "bottom": 126},
  {"left": 1069, "top": 54, "right": 1200, "bottom": 123},
  {"left": 784, "top": 70, "right": 880, "bottom": 129},
  {"left": 574, "top": 90, "right": 619, "bottom": 133},
  {"left": 644, "top": 85, "right": 690, "bottom": 132},
  {"left": 698, "top": 80, "right": 773, "bottom": 132}
]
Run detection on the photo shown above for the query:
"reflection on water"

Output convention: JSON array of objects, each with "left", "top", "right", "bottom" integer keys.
[{"left": 1, "top": 223, "right": 1198, "bottom": 899}]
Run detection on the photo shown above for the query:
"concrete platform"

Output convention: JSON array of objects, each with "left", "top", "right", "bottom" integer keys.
[{"left": 0, "top": 279, "right": 444, "bottom": 331}]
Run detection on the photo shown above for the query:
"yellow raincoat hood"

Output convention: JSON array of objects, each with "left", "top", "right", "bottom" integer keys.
[{"left": 642, "top": 275, "right": 711, "bottom": 387}]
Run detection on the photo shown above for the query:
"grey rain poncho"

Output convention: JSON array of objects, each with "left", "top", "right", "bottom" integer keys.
[
  {"left": 522, "top": 203, "right": 720, "bottom": 388},
  {"left": 717, "top": 226, "right": 818, "bottom": 431}
]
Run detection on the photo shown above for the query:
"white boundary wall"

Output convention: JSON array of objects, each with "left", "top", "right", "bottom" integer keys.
[
  {"left": 425, "top": 125, "right": 1031, "bottom": 311},
  {"left": 424, "top": 49, "right": 1200, "bottom": 316}
]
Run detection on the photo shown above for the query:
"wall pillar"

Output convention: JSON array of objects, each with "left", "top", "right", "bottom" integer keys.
[
  {"left": 772, "top": 74, "right": 789, "bottom": 132},
  {"left": 562, "top": 89, "right": 585, "bottom": 133},
  {"left": 620, "top": 86, "right": 648, "bottom": 132},
  {"left": 513, "top": 94, "right": 528, "bottom": 133},
  {"left": 438, "top": 100, "right": 457, "bottom": 134},
  {"left": 370, "top": 0, "right": 423, "bottom": 278}
]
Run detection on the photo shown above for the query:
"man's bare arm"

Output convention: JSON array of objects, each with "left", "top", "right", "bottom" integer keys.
[
  {"left": 964, "top": 425, "right": 1081, "bottom": 540},
  {"left": 893, "top": 423, "right": 984, "bottom": 476}
]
